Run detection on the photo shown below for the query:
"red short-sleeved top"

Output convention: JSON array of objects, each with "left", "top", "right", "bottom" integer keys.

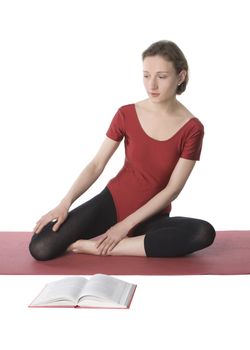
[{"left": 106, "top": 104, "right": 204, "bottom": 221}]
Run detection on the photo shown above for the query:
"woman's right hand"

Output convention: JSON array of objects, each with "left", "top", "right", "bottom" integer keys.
[{"left": 33, "top": 201, "right": 70, "bottom": 234}]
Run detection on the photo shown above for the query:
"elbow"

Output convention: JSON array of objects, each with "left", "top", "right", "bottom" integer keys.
[
  {"left": 90, "top": 159, "right": 105, "bottom": 177},
  {"left": 171, "top": 190, "right": 181, "bottom": 202},
  {"left": 165, "top": 185, "right": 183, "bottom": 203}
]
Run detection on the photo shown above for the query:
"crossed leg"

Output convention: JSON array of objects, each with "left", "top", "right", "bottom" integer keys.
[
  {"left": 67, "top": 234, "right": 146, "bottom": 256},
  {"left": 68, "top": 214, "right": 216, "bottom": 257}
]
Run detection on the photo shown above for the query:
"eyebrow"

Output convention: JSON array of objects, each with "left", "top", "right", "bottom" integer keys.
[{"left": 143, "top": 70, "right": 170, "bottom": 74}]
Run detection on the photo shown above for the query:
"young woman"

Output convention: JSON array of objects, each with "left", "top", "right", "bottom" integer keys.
[{"left": 29, "top": 40, "right": 215, "bottom": 260}]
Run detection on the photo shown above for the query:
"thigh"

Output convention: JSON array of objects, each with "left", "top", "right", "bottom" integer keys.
[
  {"left": 132, "top": 214, "right": 211, "bottom": 236},
  {"left": 64, "top": 187, "right": 117, "bottom": 241},
  {"left": 29, "top": 187, "right": 117, "bottom": 260},
  {"left": 131, "top": 212, "right": 171, "bottom": 236},
  {"left": 143, "top": 215, "right": 216, "bottom": 257}
]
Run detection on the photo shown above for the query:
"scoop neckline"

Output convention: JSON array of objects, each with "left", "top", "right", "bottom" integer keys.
[{"left": 133, "top": 103, "right": 195, "bottom": 143}]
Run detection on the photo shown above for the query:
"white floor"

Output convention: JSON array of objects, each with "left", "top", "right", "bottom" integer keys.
[{"left": 0, "top": 275, "right": 249, "bottom": 350}]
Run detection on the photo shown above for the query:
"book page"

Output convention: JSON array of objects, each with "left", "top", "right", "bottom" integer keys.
[
  {"left": 30, "top": 277, "right": 88, "bottom": 306},
  {"left": 79, "top": 274, "right": 136, "bottom": 307}
]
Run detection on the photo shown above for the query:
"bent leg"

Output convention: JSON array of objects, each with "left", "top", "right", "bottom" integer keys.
[
  {"left": 107, "top": 235, "right": 146, "bottom": 256},
  {"left": 68, "top": 235, "right": 147, "bottom": 256},
  {"left": 29, "top": 188, "right": 117, "bottom": 260},
  {"left": 142, "top": 215, "right": 216, "bottom": 257},
  {"left": 55, "top": 213, "right": 215, "bottom": 258}
]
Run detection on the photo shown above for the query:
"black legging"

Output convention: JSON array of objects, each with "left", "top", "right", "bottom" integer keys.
[{"left": 29, "top": 187, "right": 216, "bottom": 260}]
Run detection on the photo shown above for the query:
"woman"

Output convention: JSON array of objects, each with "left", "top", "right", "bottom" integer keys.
[{"left": 29, "top": 40, "right": 215, "bottom": 260}]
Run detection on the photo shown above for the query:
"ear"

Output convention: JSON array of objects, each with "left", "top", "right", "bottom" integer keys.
[{"left": 178, "top": 70, "right": 187, "bottom": 85}]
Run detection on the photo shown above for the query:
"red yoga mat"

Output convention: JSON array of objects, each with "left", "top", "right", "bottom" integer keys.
[{"left": 0, "top": 231, "right": 250, "bottom": 275}]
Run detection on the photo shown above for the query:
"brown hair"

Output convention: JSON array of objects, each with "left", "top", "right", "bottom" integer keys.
[{"left": 142, "top": 40, "right": 189, "bottom": 95}]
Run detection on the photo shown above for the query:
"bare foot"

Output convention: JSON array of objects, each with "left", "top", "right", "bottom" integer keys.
[{"left": 67, "top": 239, "right": 98, "bottom": 255}]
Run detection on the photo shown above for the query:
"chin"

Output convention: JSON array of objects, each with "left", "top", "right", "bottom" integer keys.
[
  {"left": 149, "top": 94, "right": 175, "bottom": 104},
  {"left": 149, "top": 96, "right": 165, "bottom": 103}
]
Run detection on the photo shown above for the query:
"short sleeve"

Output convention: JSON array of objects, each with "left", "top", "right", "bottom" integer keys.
[
  {"left": 106, "top": 108, "right": 125, "bottom": 142},
  {"left": 180, "top": 121, "right": 204, "bottom": 160}
]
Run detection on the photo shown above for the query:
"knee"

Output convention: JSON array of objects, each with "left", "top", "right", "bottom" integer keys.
[
  {"left": 29, "top": 235, "right": 54, "bottom": 261},
  {"left": 196, "top": 220, "right": 216, "bottom": 248}
]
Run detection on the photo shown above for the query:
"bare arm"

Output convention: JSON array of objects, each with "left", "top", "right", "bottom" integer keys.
[
  {"left": 122, "top": 158, "right": 196, "bottom": 231},
  {"left": 34, "top": 137, "right": 120, "bottom": 233},
  {"left": 61, "top": 137, "right": 120, "bottom": 207},
  {"left": 96, "top": 158, "right": 197, "bottom": 253}
]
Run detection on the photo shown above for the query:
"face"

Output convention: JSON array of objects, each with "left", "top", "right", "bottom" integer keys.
[{"left": 143, "top": 55, "right": 185, "bottom": 102}]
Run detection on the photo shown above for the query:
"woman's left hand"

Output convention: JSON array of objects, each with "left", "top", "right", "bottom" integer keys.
[{"left": 96, "top": 222, "right": 128, "bottom": 255}]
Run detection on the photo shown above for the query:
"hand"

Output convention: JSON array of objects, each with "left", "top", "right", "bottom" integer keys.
[
  {"left": 96, "top": 222, "right": 128, "bottom": 255},
  {"left": 33, "top": 201, "right": 70, "bottom": 234}
]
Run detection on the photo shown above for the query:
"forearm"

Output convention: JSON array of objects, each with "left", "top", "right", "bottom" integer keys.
[
  {"left": 121, "top": 186, "right": 180, "bottom": 232},
  {"left": 94, "top": 185, "right": 180, "bottom": 256},
  {"left": 121, "top": 158, "right": 196, "bottom": 232},
  {"left": 60, "top": 161, "right": 103, "bottom": 207},
  {"left": 58, "top": 137, "right": 120, "bottom": 208}
]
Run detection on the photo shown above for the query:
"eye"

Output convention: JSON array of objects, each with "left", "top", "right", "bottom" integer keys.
[
  {"left": 143, "top": 75, "right": 149, "bottom": 78},
  {"left": 158, "top": 75, "right": 168, "bottom": 79}
]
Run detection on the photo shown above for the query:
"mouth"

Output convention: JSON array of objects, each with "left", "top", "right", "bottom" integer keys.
[{"left": 149, "top": 92, "right": 160, "bottom": 97}]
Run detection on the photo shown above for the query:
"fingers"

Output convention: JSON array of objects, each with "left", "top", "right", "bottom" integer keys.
[
  {"left": 33, "top": 211, "right": 51, "bottom": 233},
  {"left": 33, "top": 218, "right": 47, "bottom": 234},
  {"left": 33, "top": 213, "right": 59, "bottom": 234},
  {"left": 33, "top": 202, "right": 69, "bottom": 234},
  {"left": 34, "top": 218, "right": 57, "bottom": 234},
  {"left": 33, "top": 224, "right": 40, "bottom": 234},
  {"left": 96, "top": 236, "right": 118, "bottom": 255},
  {"left": 52, "top": 217, "right": 64, "bottom": 232},
  {"left": 96, "top": 235, "right": 108, "bottom": 249},
  {"left": 106, "top": 241, "right": 117, "bottom": 254}
]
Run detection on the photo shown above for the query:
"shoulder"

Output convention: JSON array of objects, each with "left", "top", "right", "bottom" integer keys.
[
  {"left": 177, "top": 107, "right": 204, "bottom": 140},
  {"left": 180, "top": 105, "right": 202, "bottom": 125},
  {"left": 189, "top": 117, "right": 204, "bottom": 131},
  {"left": 117, "top": 103, "right": 135, "bottom": 115},
  {"left": 114, "top": 103, "right": 136, "bottom": 126},
  {"left": 180, "top": 106, "right": 204, "bottom": 133},
  {"left": 118, "top": 99, "right": 149, "bottom": 114},
  {"left": 109, "top": 103, "right": 136, "bottom": 133},
  {"left": 189, "top": 116, "right": 204, "bottom": 129}
]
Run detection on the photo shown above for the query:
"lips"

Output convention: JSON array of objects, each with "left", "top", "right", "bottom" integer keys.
[{"left": 150, "top": 92, "right": 160, "bottom": 97}]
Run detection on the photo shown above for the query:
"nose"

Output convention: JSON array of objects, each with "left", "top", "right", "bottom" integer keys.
[{"left": 149, "top": 77, "right": 158, "bottom": 90}]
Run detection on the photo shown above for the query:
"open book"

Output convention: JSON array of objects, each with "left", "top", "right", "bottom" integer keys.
[{"left": 29, "top": 274, "right": 136, "bottom": 309}]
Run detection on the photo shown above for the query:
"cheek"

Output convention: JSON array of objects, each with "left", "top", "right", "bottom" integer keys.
[
  {"left": 143, "top": 79, "right": 150, "bottom": 90},
  {"left": 160, "top": 79, "right": 177, "bottom": 92}
]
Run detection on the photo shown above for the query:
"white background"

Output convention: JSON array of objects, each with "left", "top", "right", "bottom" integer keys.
[
  {"left": 0, "top": 0, "right": 249, "bottom": 231},
  {"left": 0, "top": 1, "right": 250, "bottom": 349},
  {"left": 1, "top": 274, "right": 250, "bottom": 350}
]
